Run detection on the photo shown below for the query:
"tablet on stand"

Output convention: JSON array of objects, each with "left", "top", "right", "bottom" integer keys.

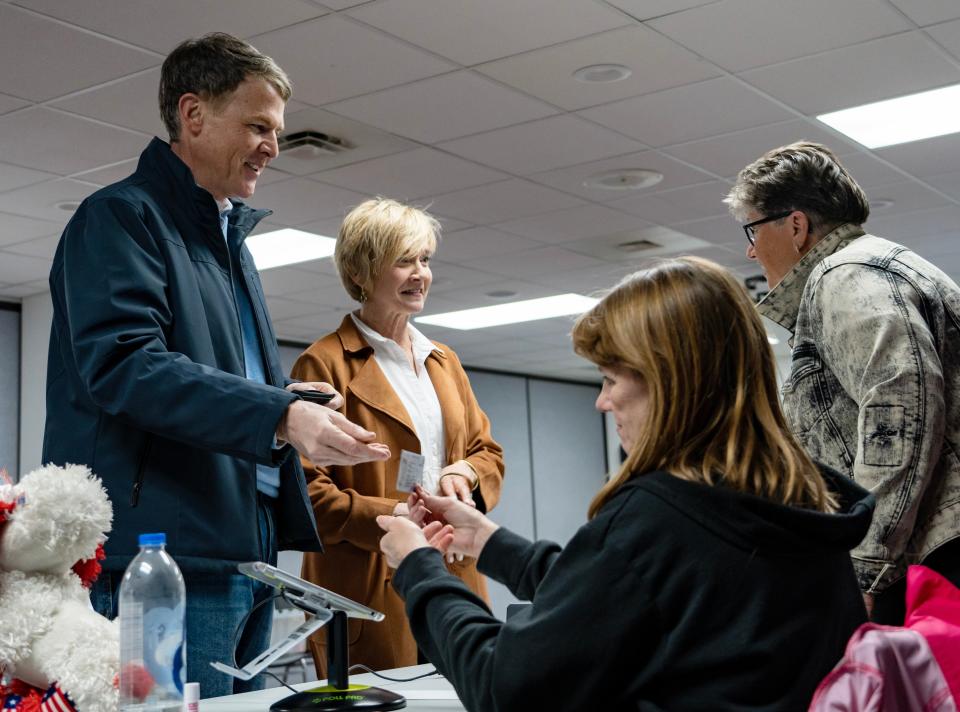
[{"left": 211, "top": 561, "right": 406, "bottom": 711}]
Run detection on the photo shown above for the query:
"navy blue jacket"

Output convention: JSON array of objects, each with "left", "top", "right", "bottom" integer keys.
[{"left": 43, "top": 138, "right": 322, "bottom": 572}]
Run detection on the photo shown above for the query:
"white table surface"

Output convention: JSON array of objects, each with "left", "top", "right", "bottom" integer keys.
[{"left": 201, "top": 664, "right": 465, "bottom": 711}]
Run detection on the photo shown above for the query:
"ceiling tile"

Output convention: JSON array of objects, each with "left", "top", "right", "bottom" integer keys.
[
  {"left": 475, "top": 25, "right": 720, "bottom": 111},
  {"left": 12, "top": 0, "right": 328, "bottom": 53},
  {"left": 424, "top": 261, "right": 504, "bottom": 290},
  {"left": 257, "top": 266, "right": 331, "bottom": 297},
  {"left": 268, "top": 107, "right": 417, "bottom": 176},
  {"left": 927, "top": 18, "right": 960, "bottom": 60},
  {"left": 264, "top": 296, "right": 330, "bottom": 322},
  {"left": 663, "top": 119, "right": 854, "bottom": 178},
  {"left": 0, "top": 250, "right": 52, "bottom": 283},
  {"left": 740, "top": 32, "right": 960, "bottom": 116},
  {"left": 494, "top": 203, "right": 651, "bottom": 243},
  {"left": 579, "top": 77, "right": 792, "bottom": 147},
  {"left": 271, "top": 310, "right": 347, "bottom": 336},
  {"left": 348, "top": 0, "right": 629, "bottom": 65},
  {"left": 72, "top": 159, "right": 140, "bottom": 187},
  {"left": 682, "top": 243, "right": 756, "bottom": 272},
  {"left": 312, "top": 148, "right": 508, "bottom": 200},
  {"left": 529, "top": 149, "right": 715, "bottom": 201},
  {"left": 0, "top": 179, "right": 100, "bottom": 222},
  {"left": 253, "top": 15, "right": 454, "bottom": 106},
  {"left": 0, "top": 108, "right": 146, "bottom": 175},
  {"left": 438, "top": 114, "right": 644, "bottom": 175},
  {"left": 668, "top": 214, "right": 744, "bottom": 248},
  {"left": 248, "top": 177, "right": 368, "bottom": 226},
  {"left": 0, "top": 94, "right": 29, "bottom": 115},
  {"left": 866, "top": 205, "right": 960, "bottom": 240},
  {"left": 527, "top": 260, "right": 640, "bottom": 292},
  {"left": 926, "top": 171, "right": 960, "bottom": 201},
  {"left": 326, "top": 71, "right": 557, "bottom": 143},
  {"left": 4, "top": 234, "right": 60, "bottom": 259},
  {"left": 436, "top": 227, "right": 543, "bottom": 262},
  {"left": 609, "top": 179, "right": 731, "bottom": 224},
  {"left": 0, "top": 4, "right": 159, "bottom": 101},
  {"left": 0, "top": 162, "right": 57, "bottom": 193},
  {"left": 429, "top": 179, "right": 586, "bottom": 224},
  {"left": 51, "top": 69, "right": 166, "bottom": 136},
  {"left": 864, "top": 181, "right": 954, "bottom": 216},
  {"left": 427, "top": 277, "right": 557, "bottom": 305},
  {"left": 558, "top": 224, "right": 713, "bottom": 263},
  {"left": 836, "top": 152, "right": 915, "bottom": 188},
  {"left": 649, "top": 0, "right": 911, "bottom": 72},
  {"left": 0, "top": 212, "right": 61, "bottom": 247},
  {"left": 319, "top": 0, "right": 370, "bottom": 8},
  {"left": 465, "top": 246, "right": 608, "bottom": 279},
  {"left": 889, "top": 0, "right": 960, "bottom": 26},
  {"left": 875, "top": 132, "right": 960, "bottom": 178},
  {"left": 604, "top": 0, "right": 722, "bottom": 20}
]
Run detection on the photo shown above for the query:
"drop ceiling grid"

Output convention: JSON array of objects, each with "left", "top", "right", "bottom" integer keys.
[{"left": 0, "top": 0, "right": 959, "bottom": 378}]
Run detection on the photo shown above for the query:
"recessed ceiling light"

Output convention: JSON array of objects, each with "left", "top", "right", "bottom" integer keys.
[
  {"left": 415, "top": 293, "right": 598, "bottom": 330},
  {"left": 56, "top": 201, "right": 81, "bottom": 212},
  {"left": 582, "top": 169, "right": 663, "bottom": 191},
  {"left": 871, "top": 198, "right": 895, "bottom": 210},
  {"left": 572, "top": 64, "right": 632, "bottom": 83},
  {"left": 246, "top": 228, "right": 336, "bottom": 271},
  {"left": 767, "top": 335, "right": 781, "bottom": 346},
  {"left": 817, "top": 83, "right": 960, "bottom": 148}
]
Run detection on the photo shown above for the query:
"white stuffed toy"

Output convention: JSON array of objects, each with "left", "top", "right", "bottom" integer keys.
[{"left": 0, "top": 464, "right": 119, "bottom": 712}]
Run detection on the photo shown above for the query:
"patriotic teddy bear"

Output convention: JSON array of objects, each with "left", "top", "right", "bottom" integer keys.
[{"left": 0, "top": 464, "right": 119, "bottom": 712}]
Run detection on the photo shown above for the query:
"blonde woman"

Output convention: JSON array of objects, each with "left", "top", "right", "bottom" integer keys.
[
  {"left": 378, "top": 257, "right": 873, "bottom": 711},
  {"left": 291, "top": 198, "right": 504, "bottom": 675}
]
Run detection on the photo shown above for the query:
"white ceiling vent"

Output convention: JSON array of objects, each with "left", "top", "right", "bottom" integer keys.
[{"left": 278, "top": 130, "right": 352, "bottom": 160}]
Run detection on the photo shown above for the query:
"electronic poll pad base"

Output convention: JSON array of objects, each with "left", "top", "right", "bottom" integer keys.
[{"left": 211, "top": 562, "right": 406, "bottom": 711}]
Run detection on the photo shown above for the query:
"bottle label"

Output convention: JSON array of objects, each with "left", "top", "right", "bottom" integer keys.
[{"left": 144, "top": 604, "right": 186, "bottom": 695}]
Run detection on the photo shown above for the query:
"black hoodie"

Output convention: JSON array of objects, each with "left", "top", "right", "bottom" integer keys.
[{"left": 394, "top": 467, "right": 873, "bottom": 711}]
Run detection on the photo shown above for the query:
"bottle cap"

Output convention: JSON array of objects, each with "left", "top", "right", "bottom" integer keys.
[{"left": 138, "top": 532, "right": 166, "bottom": 547}]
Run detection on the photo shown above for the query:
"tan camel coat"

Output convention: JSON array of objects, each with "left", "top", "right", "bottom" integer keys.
[{"left": 291, "top": 315, "right": 504, "bottom": 674}]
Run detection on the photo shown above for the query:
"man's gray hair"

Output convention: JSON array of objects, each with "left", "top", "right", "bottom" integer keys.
[
  {"left": 159, "top": 32, "right": 291, "bottom": 141},
  {"left": 724, "top": 142, "right": 870, "bottom": 236}
]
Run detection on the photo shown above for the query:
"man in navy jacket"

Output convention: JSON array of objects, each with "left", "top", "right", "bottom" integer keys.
[{"left": 42, "top": 33, "right": 389, "bottom": 696}]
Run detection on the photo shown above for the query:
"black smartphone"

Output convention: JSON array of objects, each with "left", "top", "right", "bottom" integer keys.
[{"left": 297, "top": 389, "right": 335, "bottom": 405}]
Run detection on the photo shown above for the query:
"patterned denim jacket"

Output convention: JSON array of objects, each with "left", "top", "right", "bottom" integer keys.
[{"left": 759, "top": 223, "right": 960, "bottom": 593}]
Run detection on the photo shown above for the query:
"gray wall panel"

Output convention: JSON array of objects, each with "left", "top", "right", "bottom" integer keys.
[
  {"left": 465, "top": 369, "right": 534, "bottom": 618},
  {"left": 0, "top": 308, "right": 18, "bottom": 478},
  {"left": 529, "top": 379, "right": 606, "bottom": 547}
]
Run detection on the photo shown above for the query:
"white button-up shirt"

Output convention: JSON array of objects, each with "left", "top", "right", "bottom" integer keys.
[{"left": 350, "top": 313, "right": 446, "bottom": 494}]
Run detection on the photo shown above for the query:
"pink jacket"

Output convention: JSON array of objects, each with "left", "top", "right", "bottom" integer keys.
[{"left": 809, "top": 565, "right": 960, "bottom": 711}]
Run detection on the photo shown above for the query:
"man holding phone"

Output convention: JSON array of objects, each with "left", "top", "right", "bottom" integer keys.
[{"left": 42, "top": 33, "right": 389, "bottom": 696}]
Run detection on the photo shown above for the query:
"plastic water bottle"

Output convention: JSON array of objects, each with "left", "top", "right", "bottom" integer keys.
[{"left": 118, "top": 532, "right": 186, "bottom": 711}]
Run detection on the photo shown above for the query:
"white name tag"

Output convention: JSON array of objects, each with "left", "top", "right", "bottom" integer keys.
[{"left": 396, "top": 450, "right": 425, "bottom": 492}]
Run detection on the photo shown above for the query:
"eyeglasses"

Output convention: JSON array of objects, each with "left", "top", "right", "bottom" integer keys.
[{"left": 742, "top": 210, "right": 794, "bottom": 246}]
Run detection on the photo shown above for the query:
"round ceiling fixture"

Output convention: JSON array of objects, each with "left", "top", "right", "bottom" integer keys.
[
  {"left": 572, "top": 63, "right": 632, "bottom": 83},
  {"left": 871, "top": 198, "right": 895, "bottom": 210},
  {"left": 56, "top": 200, "right": 81, "bottom": 212},
  {"left": 583, "top": 169, "right": 664, "bottom": 191},
  {"left": 485, "top": 289, "right": 518, "bottom": 299}
]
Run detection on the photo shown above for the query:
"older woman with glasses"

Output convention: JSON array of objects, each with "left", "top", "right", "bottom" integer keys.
[
  {"left": 291, "top": 197, "right": 504, "bottom": 677},
  {"left": 378, "top": 257, "right": 874, "bottom": 711}
]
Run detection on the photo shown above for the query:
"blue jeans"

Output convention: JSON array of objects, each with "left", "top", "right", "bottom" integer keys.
[{"left": 91, "top": 497, "right": 278, "bottom": 698}]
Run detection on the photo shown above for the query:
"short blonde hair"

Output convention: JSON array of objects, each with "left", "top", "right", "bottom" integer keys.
[
  {"left": 335, "top": 198, "right": 440, "bottom": 302},
  {"left": 573, "top": 257, "right": 837, "bottom": 518}
]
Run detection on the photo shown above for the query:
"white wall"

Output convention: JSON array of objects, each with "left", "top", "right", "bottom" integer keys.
[{"left": 19, "top": 291, "right": 51, "bottom": 476}]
